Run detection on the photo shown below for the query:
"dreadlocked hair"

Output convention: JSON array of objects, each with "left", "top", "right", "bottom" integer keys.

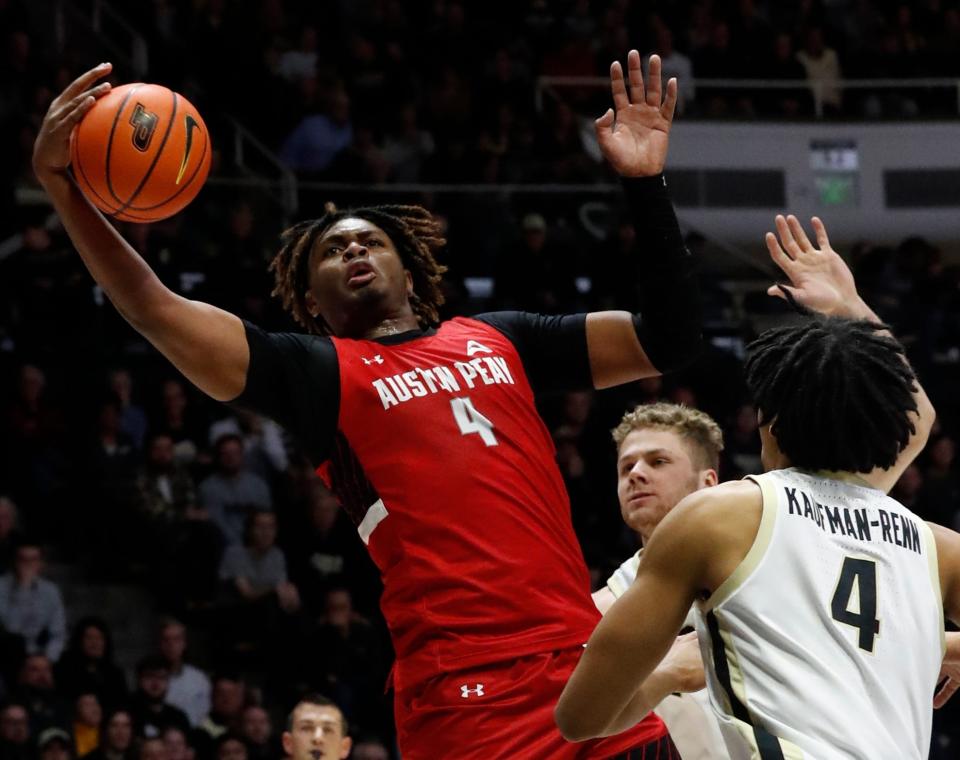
[
  {"left": 269, "top": 203, "right": 448, "bottom": 335},
  {"left": 744, "top": 315, "right": 918, "bottom": 473}
]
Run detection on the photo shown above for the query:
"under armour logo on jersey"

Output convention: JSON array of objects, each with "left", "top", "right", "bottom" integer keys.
[
  {"left": 362, "top": 355, "right": 384, "bottom": 365},
  {"left": 460, "top": 683, "right": 485, "bottom": 698},
  {"left": 466, "top": 340, "right": 492, "bottom": 356}
]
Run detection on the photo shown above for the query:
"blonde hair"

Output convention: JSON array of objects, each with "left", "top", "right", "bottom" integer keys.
[{"left": 612, "top": 402, "right": 724, "bottom": 471}]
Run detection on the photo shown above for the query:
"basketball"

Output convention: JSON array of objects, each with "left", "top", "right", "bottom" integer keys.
[{"left": 70, "top": 83, "right": 211, "bottom": 223}]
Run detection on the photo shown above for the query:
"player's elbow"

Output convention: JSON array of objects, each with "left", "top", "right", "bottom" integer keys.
[{"left": 554, "top": 701, "right": 606, "bottom": 743}]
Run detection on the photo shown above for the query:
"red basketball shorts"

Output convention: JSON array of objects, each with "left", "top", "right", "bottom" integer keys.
[{"left": 394, "top": 646, "right": 671, "bottom": 759}]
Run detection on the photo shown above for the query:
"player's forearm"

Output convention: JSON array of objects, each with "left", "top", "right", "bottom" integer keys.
[
  {"left": 945, "top": 631, "right": 960, "bottom": 665},
  {"left": 624, "top": 176, "right": 701, "bottom": 373},
  {"left": 37, "top": 168, "right": 175, "bottom": 328},
  {"left": 602, "top": 668, "right": 675, "bottom": 737}
]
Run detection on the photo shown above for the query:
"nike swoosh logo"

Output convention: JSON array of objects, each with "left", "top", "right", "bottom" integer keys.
[{"left": 176, "top": 115, "right": 200, "bottom": 185}]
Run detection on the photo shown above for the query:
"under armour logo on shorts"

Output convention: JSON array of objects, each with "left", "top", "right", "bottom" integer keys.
[{"left": 460, "top": 683, "right": 485, "bottom": 698}]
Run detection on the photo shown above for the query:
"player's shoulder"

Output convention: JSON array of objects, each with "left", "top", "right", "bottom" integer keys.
[
  {"left": 674, "top": 479, "right": 763, "bottom": 520},
  {"left": 658, "top": 480, "right": 763, "bottom": 558}
]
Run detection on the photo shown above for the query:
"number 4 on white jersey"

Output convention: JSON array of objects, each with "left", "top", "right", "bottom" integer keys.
[{"left": 451, "top": 397, "right": 498, "bottom": 446}]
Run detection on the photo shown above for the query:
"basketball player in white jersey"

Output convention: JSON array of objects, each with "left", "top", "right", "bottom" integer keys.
[
  {"left": 556, "top": 215, "right": 957, "bottom": 759},
  {"left": 593, "top": 402, "right": 728, "bottom": 760}
]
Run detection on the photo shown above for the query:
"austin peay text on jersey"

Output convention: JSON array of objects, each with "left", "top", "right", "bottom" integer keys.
[{"left": 371, "top": 355, "right": 516, "bottom": 410}]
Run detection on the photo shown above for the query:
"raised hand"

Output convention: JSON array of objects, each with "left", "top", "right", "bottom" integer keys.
[
  {"left": 595, "top": 51, "right": 677, "bottom": 177},
  {"left": 764, "top": 214, "right": 869, "bottom": 319},
  {"left": 33, "top": 62, "right": 112, "bottom": 179}
]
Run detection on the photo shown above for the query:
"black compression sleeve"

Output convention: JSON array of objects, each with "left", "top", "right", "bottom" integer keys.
[
  {"left": 473, "top": 312, "right": 592, "bottom": 393},
  {"left": 232, "top": 320, "right": 340, "bottom": 464},
  {"left": 623, "top": 174, "right": 702, "bottom": 373}
]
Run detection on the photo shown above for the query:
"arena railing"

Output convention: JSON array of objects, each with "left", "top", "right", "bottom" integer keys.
[{"left": 537, "top": 76, "right": 960, "bottom": 119}]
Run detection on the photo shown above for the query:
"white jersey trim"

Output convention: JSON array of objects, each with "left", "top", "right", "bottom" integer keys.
[
  {"left": 920, "top": 520, "right": 947, "bottom": 658},
  {"left": 702, "top": 476, "right": 776, "bottom": 613}
]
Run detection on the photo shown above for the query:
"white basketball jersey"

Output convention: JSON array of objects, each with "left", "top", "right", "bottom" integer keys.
[{"left": 693, "top": 469, "right": 945, "bottom": 760}]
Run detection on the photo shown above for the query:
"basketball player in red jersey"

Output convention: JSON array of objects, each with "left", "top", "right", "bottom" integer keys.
[{"left": 34, "top": 53, "right": 697, "bottom": 758}]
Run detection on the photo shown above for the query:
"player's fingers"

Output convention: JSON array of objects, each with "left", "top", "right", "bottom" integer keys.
[
  {"left": 774, "top": 214, "right": 801, "bottom": 258},
  {"left": 661, "top": 78, "right": 678, "bottom": 124},
  {"left": 609, "top": 61, "right": 630, "bottom": 111},
  {"left": 786, "top": 215, "right": 814, "bottom": 253},
  {"left": 811, "top": 216, "right": 831, "bottom": 250},
  {"left": 934, "top": 678, "right": 959, "bottom": 709},
  {"left": 627, "top": 49, "right": 645, "bottom": 104},
  {"left": 595, "top": 108, "right": 615, "bottom": 134},
  {"left": 766, "top": 230, "right": 795, "bottom": 270},
  {"left": 645, "top": 53, "right": 662, "bottom": 106},
  {"left": 64, "top": 95, "right": 98, "bottom": 124},
  {"left": 55, "top": 62, "right": 112, "bottom": 107},
  {"left": 55, "top": 82, "right": 111, "bottom": 125}
]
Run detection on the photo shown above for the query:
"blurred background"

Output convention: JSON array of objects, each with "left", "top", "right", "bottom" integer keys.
[{"left": 2, "top": 0, "right": 960, "bottom": 758}]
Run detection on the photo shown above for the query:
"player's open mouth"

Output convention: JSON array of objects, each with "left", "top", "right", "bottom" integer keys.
[
  {"left": 346, "top": 261, "right": 376, "bottom": 287},
  {"left": 348, "top": 271, "right": 376, "bottom": 287}
]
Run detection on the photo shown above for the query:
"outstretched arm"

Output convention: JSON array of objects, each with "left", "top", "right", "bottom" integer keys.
[
  {"left": 556, "top": 480, "right": 760, "bottom": 741},
  {"left": 33, "top": 64, "right": 249, "bottom": 401},
  {"left": 764, "top": 215, "right": 934, "bottom": 492},
  {"left": 585, "top": 52, "right": 701, "bottom": 389}
]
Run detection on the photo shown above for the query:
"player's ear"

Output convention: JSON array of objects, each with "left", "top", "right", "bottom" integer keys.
[
  {"left": 405, "top": 270, "right": 413, "bottom": 296},
  {"left": 281, "top": 732, "right": 293, "bottom": 756},
  {"left": 305, "top": 290, "right": 320, "bottom": 318},
  {"left": 701, "top": 469, "right": 719, "bottom": 488}
]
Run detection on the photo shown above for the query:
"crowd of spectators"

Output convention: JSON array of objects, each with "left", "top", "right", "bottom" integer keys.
[{"left": 3, "top": 1, "right": 960, "bottom": 759}]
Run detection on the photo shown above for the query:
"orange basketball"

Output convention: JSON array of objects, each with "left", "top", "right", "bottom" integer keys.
[{"left": 70, "top": 83, "right": 212, "bottom": 223}]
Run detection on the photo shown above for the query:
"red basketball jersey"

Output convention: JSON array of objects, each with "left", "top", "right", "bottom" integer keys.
[{"left": 320, "top": 317, "right": 601, "bottom": 690}]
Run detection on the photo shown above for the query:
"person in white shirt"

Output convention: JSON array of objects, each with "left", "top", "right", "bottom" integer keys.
[
  {"left": 592, "top": 402, "right": 727, "bottom": 760},
  {"left": 158, "top": 619, "right": 210, "bottom": 727}
]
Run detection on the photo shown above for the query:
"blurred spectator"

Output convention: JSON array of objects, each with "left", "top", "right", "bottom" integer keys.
[
  {"left": 207, "top": 412, "right": 288, "bottom": 483},
  {"left": 288, "top": 480, "right": 374, "bottom": 613},
  {"left": 81, "top": 708, "right": 135, "bottom": 760},
  {"left": 108, "top": 369, "right": 148, "bottom": 450},
  {"left": 494, "top": 213, "right": 577, "bottom": 313},
  {"left": 762, "top": 33, "right": 812, "bottom": 117},
  {"left": 200, "top": 435, "right": 272, "bottom": 547},
  {"left": 151, "top": 381, "right": 207, "bottom": 467},
  {"left": 160, "top": 726, "right": 193, "bottom": 760},
  {"left": 135, "top": 434, "right": 200, "bottom": 525},
  {"left": 134, "top": 434, "right": 221, "bottom": 606},
  {"left": 129, "top": 655, "right": 191, "bottom": 739},
  {"left": 281, "top": 695, "right": 351, "bottom": 760},
  {"left": 217, "top": 512, "right": 300, "bottom": 663},
  {"left": 14, "top": 654, "right": 67, "bottom": 734},
  {"left": 922, "top": 435, "right": 960, "bottom": 528},
  {"left": 238, "top": 706, "right": 274, "bottom": 760},
  {"left": 72, "top": 693, "right": 102, "bottom": 758},
  {"left": 0, "top": 497, "right": 24, "bottom": 573},
  {"left": 304, "top": 588, "right": 385, "bottom": 721},
  {"left": 278, "top": 27, "right": 318, "bottom": 83},
  {"left": 0, "top": 541, "right": 66, "bottom": 661},
  {"left": 213, "top": 734, "right": 246, "bottom": 760},
  {"left": 649, "top": 26, "right": 694, "bottom": 114},
  {"left": 194, "top": 674, "right": 246, "bottom": 752},
  {"left": 279, "top": 89, "right": 353, "bottom": 175},
  {"left": 219, "top": 512, "right": 298, "bottom": 613},
  {"left": 136, "top": 737, "right": 166, "bottom": 760},
  {"left": 382, "top": 103, "right": 435, "bottom": 183},
  {"left": 723, "top": 403, "right": 763, "bottom": 479},
  {"left": 158, "top": 620, "right": 210, "bottom": 728},
  {"left": 0, "top": 703, "right": 31, "bottom": 760},
  {"left": 37, "top": 727, "right": 72, "bottom": 760},
  {"left": 55, "top": 618, "right": 128, "bottom": 709},
  {"left": 796, "top": 26, "right": 842, "bottom": 115}
]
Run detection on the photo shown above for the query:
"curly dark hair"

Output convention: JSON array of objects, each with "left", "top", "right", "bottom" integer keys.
[
  {"left": 744, "top": 315, "right": 918, "bottom": 473},
  {"left": 269, "top": 203, "right": 447, "bottom": 335}
]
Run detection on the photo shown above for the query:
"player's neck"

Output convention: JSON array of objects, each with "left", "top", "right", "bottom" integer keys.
[{"left": 339, "top": 310, "right": 421, "bottom": 341}]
